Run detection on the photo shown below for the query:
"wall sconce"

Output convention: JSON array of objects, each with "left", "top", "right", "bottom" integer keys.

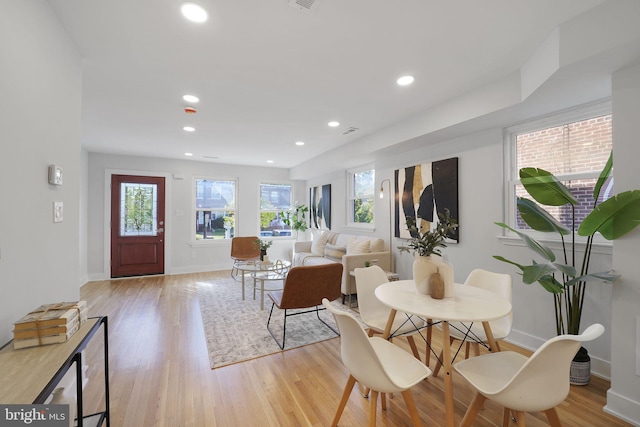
[{"left": 379, "top": 178, "right": 393, "bottom": 272}]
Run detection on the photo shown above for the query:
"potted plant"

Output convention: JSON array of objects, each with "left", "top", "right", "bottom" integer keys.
[
  {"left": 255, "top": 239, "right": 273, "bottom": 261},
  {"left": 398, "top": 209, "right": 458, "bottom": 297},
  {"left": 283, "top": 203, "right": 308, "bottom": 239},
  {"left": 494, "top": 151, "right": 640, "bottom": 383}
]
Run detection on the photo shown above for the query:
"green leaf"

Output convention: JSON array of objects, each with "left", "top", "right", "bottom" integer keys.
[
  {"left": 553, "top": 262, "right": 576, "bottom": 278},
  {"left": 578, "top": 190, "right": 640, "bottom": 239},
  {"left": 495, "top": 222, "right": 556, "bottom": 262},
  {"left": 538, "top": 275, "right": 565, "bottom": 293},
  {"left": 593, "top": 151, "right": 613, "bottom": 201},
  {"left": 519, "top": 168, "right": 578, "bottom": 206},
  {"left": 517, "top": 198, "right": 570, "bottom": 235},
  {"left": 565, "top": 270, "right": 621, "bottom": 286},
  {"left": 492, "top": 255, "right": 525, "bottom": 272},
  {"left": 522, "top": 263, "right": 558, "bottom": 284}
]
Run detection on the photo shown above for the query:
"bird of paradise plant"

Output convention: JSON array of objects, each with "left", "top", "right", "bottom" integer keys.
[{"left": 494, "top": 151, "right": 640, "bottom": 336}]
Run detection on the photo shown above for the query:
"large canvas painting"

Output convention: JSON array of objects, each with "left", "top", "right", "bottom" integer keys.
[
  {"left": 310, "top": 184, "right": 331, "bottom": 230},
  {"left": 395, "top": 157, "right": 459, "bottom": 242}
]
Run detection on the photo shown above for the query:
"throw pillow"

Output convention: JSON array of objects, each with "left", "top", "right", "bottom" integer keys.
[
  {"left": 324, "top": 244, "right": 346, "bottom": 261},
  {"left": 347, "top": 238, "right": 370, "bottom": 255},
  {"left": 369, "top": 238, "right": 385, "bottom": 252},
  {"left": 311, "top": 232, "right": 330, "bottom": 256}
]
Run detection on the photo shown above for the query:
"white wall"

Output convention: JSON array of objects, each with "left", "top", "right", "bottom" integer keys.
[
  {"left": 86, "top": 153, "right": 306, "bottom": 279},
  {"left": 606, "top": 63, "right": 640, "bottom": 424},
  {"left": 0, "top": 1, "right": 82, "bottom": 344},
  {"left": 336, "top": 127, "right": 616, "bottom": 377}
]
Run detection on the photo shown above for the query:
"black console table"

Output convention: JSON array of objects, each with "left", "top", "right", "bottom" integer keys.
[{"left": 0, "top": 316, "right": 110, "bottom": 427}]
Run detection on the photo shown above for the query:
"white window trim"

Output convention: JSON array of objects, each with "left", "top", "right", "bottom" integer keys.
[
  {"left": 191, "top": 176, "right": 238, "bottom": 245},
  {"left": 346, "top": 165, "right": 375, "bottom": 230},
  {"left": 500, "top": 99, "right": 612, "bottom": 249},
  {"left": 258, "top": 181, "right": 294, "bottom": 240}
]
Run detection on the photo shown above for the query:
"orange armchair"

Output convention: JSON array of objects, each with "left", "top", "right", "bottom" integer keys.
[
  {"left": 230, "top": 236, "right": 261, "bottom": 279},
  {"left": 267, "top": 263, "right": 343, "bottom": 349}
]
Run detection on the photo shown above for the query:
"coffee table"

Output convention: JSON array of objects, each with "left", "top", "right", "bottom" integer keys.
[{"left": 235, "top": 260, "right": 291, "bottom": 309}]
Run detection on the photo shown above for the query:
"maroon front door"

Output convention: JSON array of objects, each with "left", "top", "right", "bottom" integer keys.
[{"left": 110, "top": 175, "right": 165, "bottom": 278}]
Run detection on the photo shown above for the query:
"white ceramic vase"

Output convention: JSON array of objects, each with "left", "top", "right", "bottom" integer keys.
[{"left": 413, "top": 255, "right": 439, "bottom": 295}]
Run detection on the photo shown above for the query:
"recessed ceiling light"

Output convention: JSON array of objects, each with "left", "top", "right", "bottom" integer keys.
[
  {"left": 183, "top": 94, "right": 199, "bottom": 103},
  {"left": 183, "top": 126, "right": 195, "bottom": 132},
  {"left": 181, "top": 3, "right": 208, "bottom": 23},
  {"left": 266, "top": 160, "right": 274, "bottom": 164},
  {"left": 328, "top": 121, "right": 340, "bottom": 127},
  {"left": 295, "top": 141, "right": 305, "bottom": 146},
  {"left": 185, "top": 152, "right": 193, "bottom": 156},
  {"left": 397, "top": 75, "right": 415, "bottom": 86}
]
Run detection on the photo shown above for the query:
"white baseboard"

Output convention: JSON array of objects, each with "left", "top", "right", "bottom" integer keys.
[{"left": 605, "top": 389, "right": 640, "bottom": 426}]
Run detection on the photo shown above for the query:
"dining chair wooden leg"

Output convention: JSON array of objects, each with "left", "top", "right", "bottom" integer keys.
[
  {"left": 472, "top": 342, "right": 480, "bottom": 356},
  {"left": 407, "top": 336, "right": 421, "bottom": 360},
  {"left": 331, "top": 375, "right": 357, "bottom": 427},
  {"left": 433, "top": 336, "right": 454, "bottom": 377},
  {"left": 460, "top": 392, "right": 486, "bottom": 427},
  {"left": 544, "top": 407, "right": 562, "bottom": 427},
  {"left": 514, "top": 410, "right": 527, "bottom": 427},
  {"left": 401, "top": 390, "right": 423, "bottom": 427},
  {"left": 369, "top": 390, "right": 379, "bottom": 427},
  {"left": 502, "top": 407, "right": 511, "bottom": 427},
  {"left": 380, "top": 392, "right": 387, "bottom": 410},
  {"left": 464, "top": 341, "right": 470, "bottom": 358},
  {"left": 425, "top": 319, "right": 433, "bottom": 366}
]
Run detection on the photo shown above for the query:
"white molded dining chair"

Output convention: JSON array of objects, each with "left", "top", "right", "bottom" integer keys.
[
  {"left": 354, "top": 266, "right": 428, "bottom": 361},
  {"left": 434, "top": 268, "right": 512, "bottom": 375},
  {"left": 454, "top": 323, "right": 605, "bottom": 427},
  {"left": 322, "top": 298, "right": 432, "bottom": 427}
]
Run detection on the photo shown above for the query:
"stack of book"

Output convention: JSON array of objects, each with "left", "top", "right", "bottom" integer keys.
[{"left": 12, "top": 301, "right": 88, "bottom": 349}]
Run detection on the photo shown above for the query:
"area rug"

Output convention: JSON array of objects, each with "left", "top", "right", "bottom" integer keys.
[{"left": 196, "top": 277, "right": 360, "bottom": 369}]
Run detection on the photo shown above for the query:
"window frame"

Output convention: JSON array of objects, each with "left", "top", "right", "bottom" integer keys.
[
  {"left": 192, "top": 176, "right": 238, "bottom": 244},
  {"left": 346, "top": 165, "right": 375, "bottom": 230},
  {"left": 258, "top": 181, "right": 294, "bottom": 239},
  {"left": 501, "top": 100, "right": 612, "bottom": 248}
]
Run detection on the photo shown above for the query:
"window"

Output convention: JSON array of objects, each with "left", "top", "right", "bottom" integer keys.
[
  {"left": 505, "top": 103, "right": 612, "bottom": 237},
  {"left": 348, "top": 168, "right": 375, "bottom": 226},
  {"left": 120, "top": 182, "right": 157, "bottom": 236},
  {"left": 194, "top": 178, "right": 236, "bottom": 240},
  {"left": 259, "top": 183, "right": 293, "bottom": 237}
]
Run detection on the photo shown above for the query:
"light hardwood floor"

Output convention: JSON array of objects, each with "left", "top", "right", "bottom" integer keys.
[{"left": 79, "top": 271, "right": 630, "bottom": 427}]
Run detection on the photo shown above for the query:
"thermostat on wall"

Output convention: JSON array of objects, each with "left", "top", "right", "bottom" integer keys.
[{"left": 48, "top": 165, "right": 63, "bottom": 185}]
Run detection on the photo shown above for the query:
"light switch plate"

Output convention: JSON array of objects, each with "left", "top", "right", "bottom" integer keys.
[{"left": 54, "top": 201, "right": 63, "bottom": 222}]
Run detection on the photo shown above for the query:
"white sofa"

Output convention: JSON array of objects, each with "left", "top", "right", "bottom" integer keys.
[{"left": 292, "top": 231, "right": 391, "bottom": 301}]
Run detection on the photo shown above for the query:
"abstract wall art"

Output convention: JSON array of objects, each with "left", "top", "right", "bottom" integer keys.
[
  {"left": 310, "top": 184, "right": 331, "bottom": 230},
  {"left": 394, "top": 157, "right": 459, "bottom": 242}
]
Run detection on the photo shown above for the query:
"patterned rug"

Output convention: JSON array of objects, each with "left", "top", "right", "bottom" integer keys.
[{"left": 197, "top": 277, "right": 360, "bottom": 369}]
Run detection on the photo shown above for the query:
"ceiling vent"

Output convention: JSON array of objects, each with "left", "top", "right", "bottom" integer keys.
[
  {"left": 288, "top": 0, "right": 322, "bottom": 15},
  {"left": 341, "top": 127, "right": 359, "bottom": 135}
]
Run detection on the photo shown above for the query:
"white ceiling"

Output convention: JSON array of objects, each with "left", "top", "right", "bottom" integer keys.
[{"left": 47, "top": 0, "right": 612, "bottom": 171}]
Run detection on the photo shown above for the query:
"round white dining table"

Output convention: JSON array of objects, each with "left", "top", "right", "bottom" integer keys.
[{"left": 375, "top": 280, "right": 512, "bottom": 427}]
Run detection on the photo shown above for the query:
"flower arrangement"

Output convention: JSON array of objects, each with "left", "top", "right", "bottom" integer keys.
[
  {"left": 255, "top": 239, "right": 273, "bottom": 252},
  {"left": 398, "top": 209, "right": 458, "bottom": 257}
]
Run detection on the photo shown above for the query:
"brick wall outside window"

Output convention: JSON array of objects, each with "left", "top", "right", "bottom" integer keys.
[{"left": 514, "top": 114, "right": 612, "bottom": 230}]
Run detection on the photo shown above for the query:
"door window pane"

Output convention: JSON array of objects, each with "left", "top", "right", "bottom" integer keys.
[{"left": 120, "top": 183, "right": 158, "bottom": 236}]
